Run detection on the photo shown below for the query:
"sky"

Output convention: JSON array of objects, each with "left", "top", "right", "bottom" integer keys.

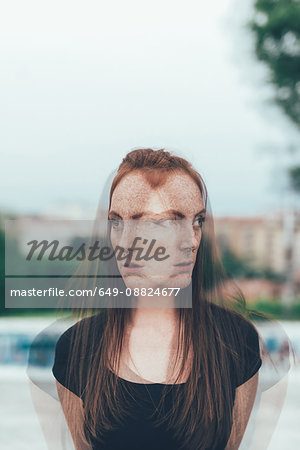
[{"left": 1, "top": 0, "right": 299, "bottom": 219}]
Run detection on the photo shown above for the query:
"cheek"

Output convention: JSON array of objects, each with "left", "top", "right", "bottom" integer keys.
[
  {"left": 109, "top": 230, "right": 121, "bottom": 252},
  {"left": 194, "top": 229, "right": 202, "bottom": 244},
  {"left": 109, "top": 231, "right": 115, "bottom": 248}
]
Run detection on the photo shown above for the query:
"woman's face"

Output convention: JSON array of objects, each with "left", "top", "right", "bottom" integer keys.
[{"left": 108, "top": 171, "right": 206, "bottom": 293}]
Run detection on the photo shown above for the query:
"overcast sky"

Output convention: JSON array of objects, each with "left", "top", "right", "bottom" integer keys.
[{"left": 1, "top": 0, "right": 299, "bottom": 219}]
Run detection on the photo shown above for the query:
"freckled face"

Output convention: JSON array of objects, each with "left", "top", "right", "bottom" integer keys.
[{"left": 108, "top": 171, "right": 205, "bottom": 291}]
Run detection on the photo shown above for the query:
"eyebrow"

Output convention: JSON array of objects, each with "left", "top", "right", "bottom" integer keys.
[{"left": 108, "top": 208, "right": 206, "bottom": 220}]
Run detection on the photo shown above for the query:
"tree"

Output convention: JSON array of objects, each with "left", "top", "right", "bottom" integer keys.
[
  {"left": 250, "top": 0, "right": 300, "bottom": 130},
  {"left": 0, "top": 227, "right": 4, "bottom": 315},
  {"left": 289, "top": 164, "right": 300, "bottom": 192},
  {"left": 250, "top": 0, "right": 300, "bottom": 193},
  {"left": 249, "top": 3, "right": 300, "bottom": 314}
]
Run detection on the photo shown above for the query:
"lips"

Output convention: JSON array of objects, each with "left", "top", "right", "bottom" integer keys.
[
  {"left": 174, "top": 261, "right": 193, "bottom": 266},
  {"left": 122, "top": 263, "right": 144, "bottom": 273},
  {"left": 123, "top": 263, "right": 144, "bottom": 268},
  {"left": 173, "top": 260, "right": 193, "bottom": 273}
]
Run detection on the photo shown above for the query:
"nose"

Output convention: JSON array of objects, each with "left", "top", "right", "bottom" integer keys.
[
  {"left": 178, "top": 220, "right": 199, "bottom": 254},
  {"left": 116, "top": 220, "right": 139, "bottom": 252}
]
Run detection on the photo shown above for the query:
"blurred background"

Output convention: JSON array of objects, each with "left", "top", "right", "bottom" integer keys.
[{"left": 1, "top": 0, "right": 300, "bottom": 448}]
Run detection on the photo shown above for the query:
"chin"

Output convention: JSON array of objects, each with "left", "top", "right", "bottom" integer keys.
[{"left": 122, "top": 273, "right": 192, "bottom": 291}]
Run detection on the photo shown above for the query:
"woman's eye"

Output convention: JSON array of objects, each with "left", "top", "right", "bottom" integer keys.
[
  {"left": 194, "top": 217, "right": 205, "bottom": 228},
  {"left": 111, "top": 219, "right": 121, "bottom": 229},
  {"left": 151, "top": 220, "right": 166, "bottom": 226},
  {"left": 151, "top": 220, "right": 174, "bottom": 227}
]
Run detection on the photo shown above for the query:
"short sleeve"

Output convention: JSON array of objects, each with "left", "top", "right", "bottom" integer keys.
[
  {"left": 235, "top": 319, "right": 262, "bottom": 388},
  {"left": 52, "top": 326, "right": 82, "bottom": 398}
]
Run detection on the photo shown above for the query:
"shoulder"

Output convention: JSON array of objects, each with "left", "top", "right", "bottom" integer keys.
[
  {"left": 208, "top": 303, "right": 262, "bottom": 388},
  {"left": 55, "top": 312, "right": 105, "bottom": 350},
  {"left": 52, "top": 312, "right": 105, "bottom": 397},
  {"left": 208, "top": 302, "right": 261, "bottom": 338},
  {"left": 53, "top": 314, "right": 98, "bottom": 357}
]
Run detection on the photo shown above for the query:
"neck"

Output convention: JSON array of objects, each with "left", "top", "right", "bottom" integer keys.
[{"left": 129, "top": 295, "right": 178, "bottom": 334}]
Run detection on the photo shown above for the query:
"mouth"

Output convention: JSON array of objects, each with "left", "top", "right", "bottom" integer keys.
[
  {"left": 173, "top": 261, "right": 193, "bottom": 272},
  {"left": 174, "top": 261, "right": 193, "bottom": 267},
  {"left": 122, "top": 263, "right": 144, "bottom": 273}
]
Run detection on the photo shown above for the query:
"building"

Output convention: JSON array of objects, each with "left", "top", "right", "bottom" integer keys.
[{"left": 214, "top": 211, "right": 300, "bottom": 301}]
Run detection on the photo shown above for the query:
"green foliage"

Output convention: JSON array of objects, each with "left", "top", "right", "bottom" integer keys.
[
  {"left": 0, "top": 227, "right": 5, "bottom": 314},
  {"left": 0, "top": 225, "right": 72, "bottom": 317},
  {"left": 221, "top": 247, "right": 249, "bottom": 278},
  {"left": 250, "top": 298, "right": 300, "bottom": 320},
  {"left": 288, "top": 165, "right": 300, "bottom": 192},
  {"left": 220, "top": 246, "right": 284, "bottom": 281},
  {"left": 250, "top": 0, "right": 300, "bottom": 129}
]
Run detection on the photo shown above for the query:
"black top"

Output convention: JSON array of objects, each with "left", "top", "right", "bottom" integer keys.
[{"left": 52, "top": 305, "right": 262, "bottom": 450}]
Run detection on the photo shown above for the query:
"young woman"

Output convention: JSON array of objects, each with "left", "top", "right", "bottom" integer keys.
[{"left": 52, "top": 148, "right": 263, "bottom": 450}]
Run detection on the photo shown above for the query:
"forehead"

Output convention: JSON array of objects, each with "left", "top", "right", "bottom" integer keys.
[{"left": 110, "top": 171, "right": 204, "bottom": 216}]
